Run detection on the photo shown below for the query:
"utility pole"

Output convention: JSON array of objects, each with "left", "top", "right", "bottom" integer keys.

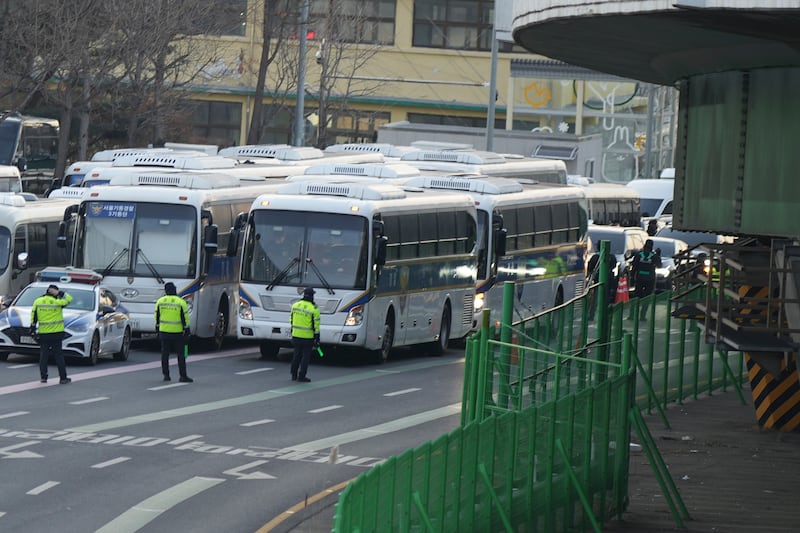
[{"left": 293, "top": 0, "right": 309, "bottom": 147}]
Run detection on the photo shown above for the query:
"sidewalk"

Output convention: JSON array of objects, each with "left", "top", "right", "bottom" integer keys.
[{"left": 278, "top": 386, "right": 800, "bottom": 532}]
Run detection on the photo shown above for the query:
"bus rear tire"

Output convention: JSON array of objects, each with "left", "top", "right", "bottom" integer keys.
[{"left": 429, "top": 304, "right": 451, "bottom": 356}]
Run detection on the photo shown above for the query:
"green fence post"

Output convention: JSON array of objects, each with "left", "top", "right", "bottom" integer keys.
[
  {"left": 677, "top": 319, "right": 687, "bottom": 404},
  {"left": 499, "top": 281, "right": 515, "bottom": 409},
  {"left": 661, "top": 295, "right": 672, "bottom": 407},
  {"left": 475, "top": 309, "right": 492, "bottom": 423},
  {"left": 597, "top": 241, "right": 611, "bottom": 382},
  {"left": 555, "top": 438, "right": 602, "bottom": 533}
]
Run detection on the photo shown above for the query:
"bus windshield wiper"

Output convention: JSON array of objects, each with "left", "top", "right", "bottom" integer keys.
[
  {"left": 135, "top": 248, "right": 165, "bottom": 284},
  {"left": 100, "top": 248, "right": 129, "bottom": 277},
  {"left": 305, "top": 258, "right": 334, "bottom": 294},
  {"left": 267, "top": 256, "right": 300, "bottom": 291}
]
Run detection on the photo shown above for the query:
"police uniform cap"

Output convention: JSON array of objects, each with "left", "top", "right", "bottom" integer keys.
[
  {"left": 303, "top": 287, "right": 316, "bottom": 296},
  {"left": 48, "top": 284, "right": 59, "bottom": 292},
  {"left": 164, "top": 282, "right": 177, "bottom": 294}
]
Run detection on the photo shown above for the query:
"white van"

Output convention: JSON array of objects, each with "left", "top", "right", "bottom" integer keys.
[{"left": 626, "top": 178, "right": 674, "bottom": 219}]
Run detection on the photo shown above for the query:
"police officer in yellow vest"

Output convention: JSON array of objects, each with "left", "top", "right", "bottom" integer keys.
[
  {"left": 31, "top": 284, "right": 73, "bottom": 384},
  {"left": 290, "top": 287, "right": 320, "bottom": 382},
  {"left": 154, "top": 282, "right": 192, "bottom": 383}
]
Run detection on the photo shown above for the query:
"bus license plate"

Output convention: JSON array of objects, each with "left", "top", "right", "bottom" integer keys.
[{"left": 19, "top": 336, "right": 36, "bottom": 345}]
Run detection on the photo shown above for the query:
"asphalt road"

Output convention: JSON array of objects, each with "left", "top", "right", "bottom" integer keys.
[{"left": 0, "top": 338, "right": 465, "bottom": 532}]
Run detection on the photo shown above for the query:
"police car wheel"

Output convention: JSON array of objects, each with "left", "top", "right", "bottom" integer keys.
[
  {"left": 114, "top": 328, "right": 131, "bottom": 361},
  {"left": 88, "top": 332, "right": 100, "bottom": 366}
]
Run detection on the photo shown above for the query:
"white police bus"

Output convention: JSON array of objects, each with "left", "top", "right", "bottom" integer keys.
[
  {"left": 400, "top": 175, "right": 588, "bottom": 321},
  {"left": 60, "top": 172, "right": 282, "bottom": 348},
  {"left": 0, "top": 194, "right": 80, "bottom": 306},
  {"left": 235, "top": 180, "right": 478, "bottom": 362}
]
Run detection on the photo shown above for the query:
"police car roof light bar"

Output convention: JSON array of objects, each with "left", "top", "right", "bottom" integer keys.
[{"left": 35, "top": 267, "right": 103, "bottom": 285}]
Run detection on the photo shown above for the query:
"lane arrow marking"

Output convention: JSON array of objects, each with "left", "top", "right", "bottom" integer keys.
[{"left": 223, "top": 460, "right": 276, "bottom": 480}]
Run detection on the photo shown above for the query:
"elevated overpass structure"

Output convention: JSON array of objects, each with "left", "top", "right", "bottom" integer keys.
[{"left": 511, "top": 1, "right": 800, "bottom": 430}]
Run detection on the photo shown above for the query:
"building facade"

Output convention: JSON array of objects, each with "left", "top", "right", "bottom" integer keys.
[{"left": 186, "top": 0, "right": 675, "bottom": 181}]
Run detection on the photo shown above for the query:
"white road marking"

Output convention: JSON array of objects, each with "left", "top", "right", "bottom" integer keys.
[
  {"left": 67, "top": 358, "right": 463, "bottom": 433},
  {"left": 0, "top": 511, "right": 5, "bottom": 518},
  {"left": 8, "top": 364, "right": 34, "bottom": 369},
  {"left": 167, "top": 434, "right": 204, "bottom": 445},
  {"left": 0, "top": 411, "right": 29, "bottom": 420},
  {"left": 223, "top": 460, "right": 276, "bottom": 480},
  {"left": 240, "top": 419, "right": 275, "bottom": 427},
  {"left": 95, "top": 476, "right": 224, "bottom": 533},
  {"left": 236, "top": 368, "right": 273, "bottom": 375},
  {"left": 384, "top": 388, "right": 421, "bottom": 397},
  {"left": 147, "top": 383, "right": 189, "bottom": 391},
  {"left": 27, "top": 481, "right": 60, "bottom": 495},
  {"left": 92, "top": 457, "right": 131, "bottom": 469},
  {"left": 285, "top": 403, "right": 462, "bottom": 452},
  {"left": 308, "top": 405, "right": 342, "bottom": 414},
  {"left": 69, "top": 397, "right": 109, "bottom": 405}
]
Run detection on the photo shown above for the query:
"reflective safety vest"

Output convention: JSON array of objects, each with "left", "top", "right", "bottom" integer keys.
[
  {"left": 290, "top": 299, "right": 320, "bottom": 339},
  {"left": 154, "top": 294, "right": 188, "bottom": 333},
  {"left": 31, "top": 292, "right": 73, "bottom": 334}
]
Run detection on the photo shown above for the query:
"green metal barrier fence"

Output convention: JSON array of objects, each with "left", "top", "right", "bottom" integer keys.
[
  {"left": 332, "top": 324, "right": 635, "bottom": 532},
  {"left": 332, "top": 242, "right": 748, "bottom": 532}
]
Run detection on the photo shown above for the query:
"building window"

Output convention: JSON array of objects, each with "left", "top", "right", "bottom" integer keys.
[
  {"left": 207, "top": 0, "right": 248, "bottom": 37},
  {"left": 310, "top": 0, "right": 395, "bottom": 45},
  {"left": 413, "top": 0, "right": 494, "bottom": 50},
  {"left": 318, "top": 109, "right": 391, "bottom": 146},
  {"left": 187, "top": 100, "right": 242, "bottom": 148},
  {"left": 407, "top": 113, "right": 502, "bottom": 129}
]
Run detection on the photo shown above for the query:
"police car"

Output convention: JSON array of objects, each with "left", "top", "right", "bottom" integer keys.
[{"left": 0, "top": 267, "right": 131, "bottom": 364}]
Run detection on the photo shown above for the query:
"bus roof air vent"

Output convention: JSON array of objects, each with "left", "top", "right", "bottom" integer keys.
[
  {"left": 400, "top": 150, "right": 506, "bottom": 165},
  {"left": 0, "top": 193, "right": 26, "bottom": 207},
  {"left": 112, "top": 154, "right": 237, "bottom": 170},
  {"left": 106, "top": 172, "right": 240, "bottom": 189},
  {"left": 403, "top": 176, "right": 523, "bottom": 195},
  {"left": 303, "top": 163, "right": 420, "bottom": 179},
  {"left": 323, "top": 143, "right": 418, "bottom": 158},
  {"left": 219, "top": 145, "right": 324, "bottom": 161}
]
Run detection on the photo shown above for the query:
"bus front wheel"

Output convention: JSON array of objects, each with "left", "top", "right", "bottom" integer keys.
[
  {"left": 259, "top": 341, "right": 280, "bottom": 359},
  {"left": 373, "top": 315, "right": 394, "bottom": 364}
]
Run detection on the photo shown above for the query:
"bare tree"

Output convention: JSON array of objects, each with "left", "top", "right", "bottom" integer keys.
[
  {"left": 106, "top": 0, "right": 226, "bottom": 147},
  {"left": 308, "top": 1, "right": 384, "bottom": 147},
  {"left": 246, "top": 0, "right": 300, "bottom": 145}
]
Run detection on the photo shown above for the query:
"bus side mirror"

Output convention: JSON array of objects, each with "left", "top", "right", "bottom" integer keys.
[
  {"left": 57, "top": 220, "right": 67, "bottom": 248},
  {"left": 494, "top": 228, "right": 507, "bottom": 257},
  {"left": 16, "top": 252, "right": 28, "bottom": 271},
  {"left": 372, "top": 219, "right": 384, "bottom": 237},
  {"left": 226, "top": 212, "right": 248, "bottom": 257},
  {"left": 374, "top": 236, "right": 387, "bottom": 266},
  {"left": 203, "top": 224, "right": 218, "bottom": 254},
  {"left": 57, "top": 205, "right": 80, "bottom": 248}
]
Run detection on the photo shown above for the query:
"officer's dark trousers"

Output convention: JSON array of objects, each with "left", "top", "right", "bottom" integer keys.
[
  {"left": 635, "top": 278, "right": 656, "bottom": 319},
  {"left": 160, "top": 332, "right": 188, "bottom": 378},
  {"left": 39, "top": 332, "right": 67, "bottom": 380},
  {"left": 291, "top": 337, "right": 313, "bottom": 379}
]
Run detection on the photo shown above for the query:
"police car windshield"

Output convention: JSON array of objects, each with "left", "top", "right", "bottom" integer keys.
[{"left": 14, "top": 286, "right": 95, "bottom": 311}]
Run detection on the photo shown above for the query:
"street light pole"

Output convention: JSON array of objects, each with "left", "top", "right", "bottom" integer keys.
[
  {"left": 293, "top": 0, "right": 309, "bottom": 147},
  {"left": 486, "top": 27, "right": 498, "bottom": 152}
]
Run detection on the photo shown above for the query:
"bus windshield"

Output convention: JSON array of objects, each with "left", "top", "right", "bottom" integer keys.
[
  {"left": 243, "top": 210, "right": 369, "bottom": 290},
  {"left": 76, "top": 202, "right": 197, "bottom": 278},
  {"left": 0, "top": 120, "right": 20, "bottom": 166}
]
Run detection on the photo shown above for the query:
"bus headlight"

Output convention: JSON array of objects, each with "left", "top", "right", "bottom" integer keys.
[
  {"left": 474, "top": 293, "right": 485, "bottom": 311},
  {"left": 345, "top": 305, "right": 364, "bottom": 326},
  {"left": 239, "top": 299, "right": 253, "bottom": 320}
]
